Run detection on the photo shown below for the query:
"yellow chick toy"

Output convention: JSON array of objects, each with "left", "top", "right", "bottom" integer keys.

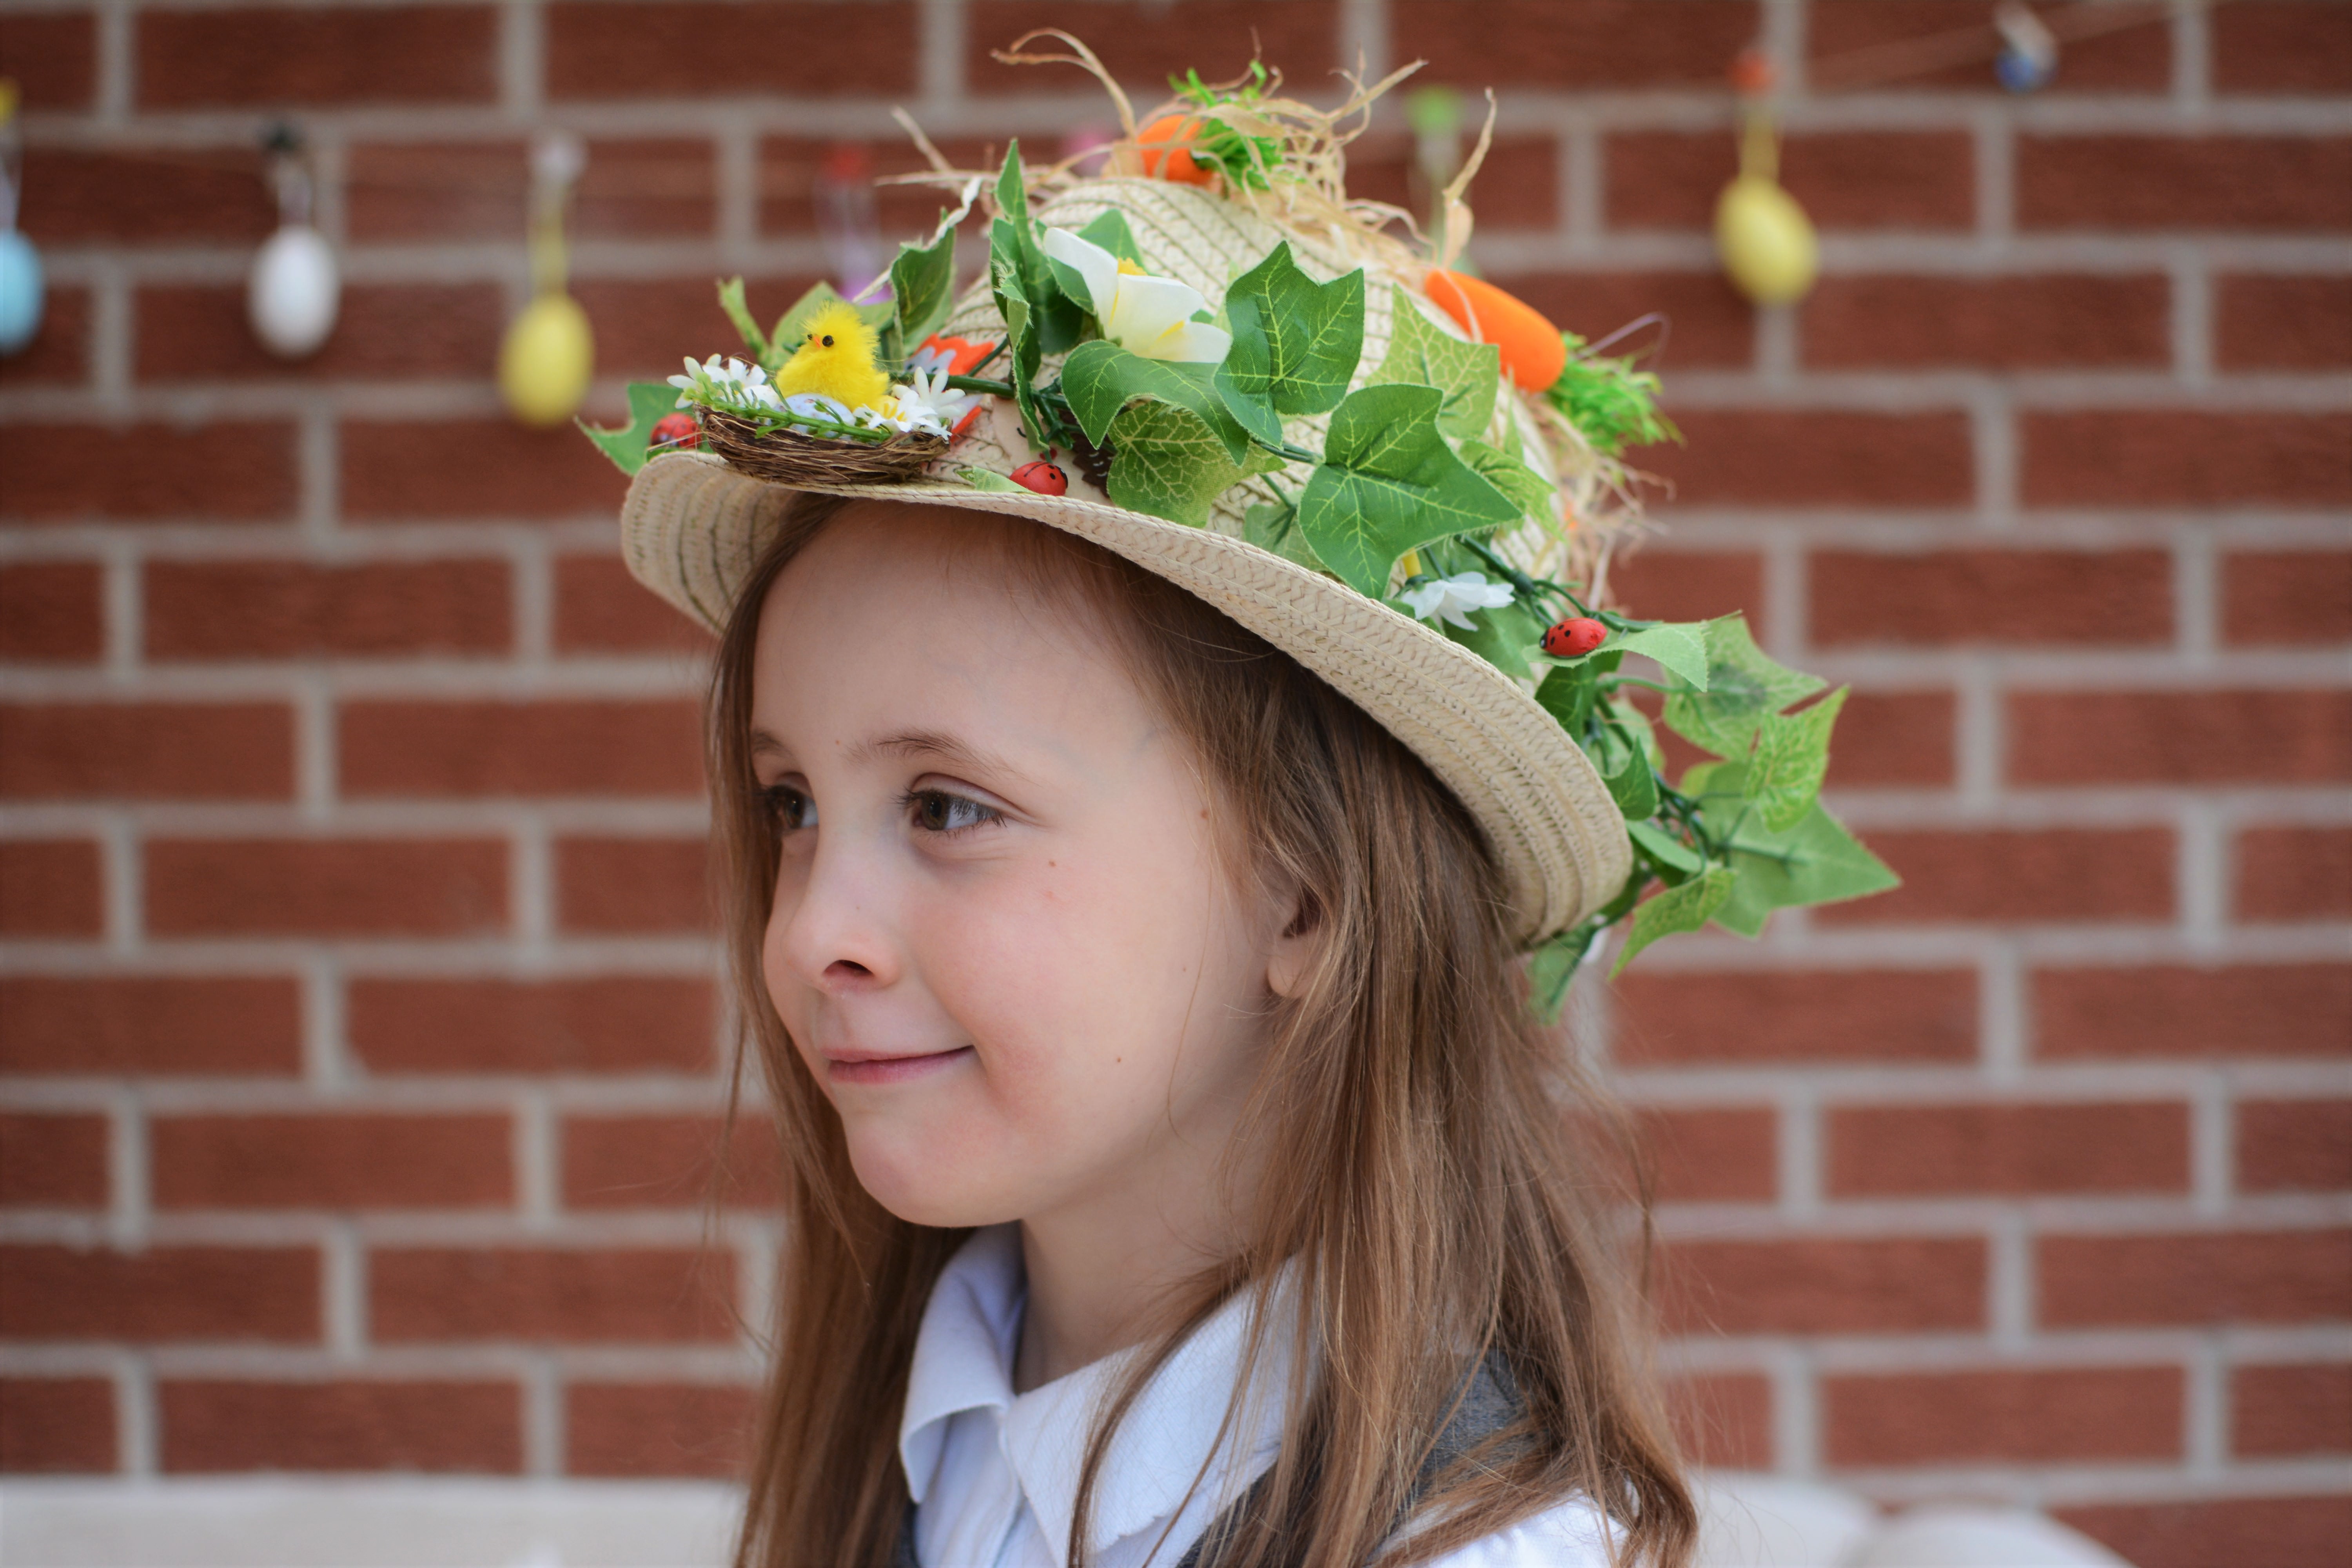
[{"left": 771, "top": 301, "right": 891, "bottom": 410}]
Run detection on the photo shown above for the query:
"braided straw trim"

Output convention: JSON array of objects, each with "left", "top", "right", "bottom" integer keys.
[{"left": 619, "top": 453, "right": 1632, "bottom": 944}]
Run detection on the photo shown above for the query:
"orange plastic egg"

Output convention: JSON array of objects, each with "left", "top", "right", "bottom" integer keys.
[
  {"left": 1424, "top": 269, "right": 1568, "bottom": 394},
  {"left": 1134, "top": 114, "right": 1218, "bottom": 187}
]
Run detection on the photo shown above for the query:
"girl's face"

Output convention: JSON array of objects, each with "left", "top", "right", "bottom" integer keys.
[{"left": 750, "top": 505, "right": 1296, "bottom": 1232}]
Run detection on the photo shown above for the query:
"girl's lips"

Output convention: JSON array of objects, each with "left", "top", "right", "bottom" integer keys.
[{"left": 824, "top": 1045, "right": 975, "bottom": 1086}]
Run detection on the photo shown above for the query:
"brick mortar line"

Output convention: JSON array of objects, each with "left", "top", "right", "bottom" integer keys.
[
  {"left": 0, "top": 1080, "right": 752, "bottom": 1113},
  {"left": 1666, "top": 1323, "right": 2352, "bottom": 1368},
  {"left": 0, "top": 957, "right": 726, "bottom": 989},
  {"left": 1679, "top": 1330, "right": 2352, "bottom": 1374},
  {"left": 0, "top": 1342, "right": 766, "bottom": 1379},
  {"left": 1651, "top": 1193, "right": 2351, "bottom": 1237},
  {"left": 0, "top": 1209, "right": 761, "bottom": 1245}
]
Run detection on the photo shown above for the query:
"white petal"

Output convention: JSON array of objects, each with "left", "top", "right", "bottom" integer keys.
[
  {"left": 1104, "top": 274, "right": 1205, "bottom": 349},
  {"left": 1041, "top": 226, "right": 1121, "bottom": 318},
  {"left": 1145, "top": 319, "right": 1234, "bottom": 365}
]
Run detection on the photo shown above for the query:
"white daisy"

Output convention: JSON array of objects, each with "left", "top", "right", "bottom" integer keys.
[
  {"left": 891, "top": 367, "right": 978, "bottom": 431},
  {"left": 1399, "top": 571, "right": 1516, "bottom": 631}
]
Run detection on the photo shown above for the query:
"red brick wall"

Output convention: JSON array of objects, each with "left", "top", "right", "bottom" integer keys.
[{"left": 0, "top": 2, "right": 2345, "bottom": 1561}]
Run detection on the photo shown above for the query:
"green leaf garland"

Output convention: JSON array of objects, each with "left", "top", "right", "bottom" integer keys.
[
  {"left": 1370, "top": 287, "right": 1501, "bottom": 439},
  {"left": 1295, "top": 385, "right": 1520, "bottom": 597}
]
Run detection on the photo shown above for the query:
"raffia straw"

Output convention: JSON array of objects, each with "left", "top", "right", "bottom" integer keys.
[{"left": 993, "top": 29, "right": 1139, "bottom": 137}]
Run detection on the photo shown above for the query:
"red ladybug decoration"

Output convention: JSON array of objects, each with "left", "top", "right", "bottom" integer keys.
[
  {"left": 649, "top": 412, "right": 700, "bottom": 452},
  {"left": 1010, "top": 459, "right": 1069, "bottom": 496},
  {"left": 1542, "top": 616, "right": 1608, "bottom": 659}
]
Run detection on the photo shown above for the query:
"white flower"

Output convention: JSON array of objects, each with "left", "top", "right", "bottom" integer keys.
[
  {"left": 670, "top": 354, "right": 781, "bottom": 413},
  {"left": 1399, "top": 571, "right": 1516, "bottom": 631},
  {"left": 1040, "top": 226, "right": 1232, "bottom": 364},
  {"left": 890, "top": 366, "right": 978, "bottom": 432}
]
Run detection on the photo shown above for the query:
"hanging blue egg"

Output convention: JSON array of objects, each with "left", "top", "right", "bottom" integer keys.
[
  {"left": 0, "top": 228, "right": 43, "bottom": 357},
  {"left": 1995, "top": 44, "right": 2055, "bottom": 93},
  {"left": 1993, "top": 2, "right": 2059, "bottom": 93}
]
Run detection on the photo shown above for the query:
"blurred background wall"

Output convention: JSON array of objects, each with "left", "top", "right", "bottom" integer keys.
[{"left": 0, "top": 2, "right": 2344, "bottom": 1564}]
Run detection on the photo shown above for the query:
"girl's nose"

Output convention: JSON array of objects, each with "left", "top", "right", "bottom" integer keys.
[{"left": 765, "top": 833, "right": 901, "bottom": 994}]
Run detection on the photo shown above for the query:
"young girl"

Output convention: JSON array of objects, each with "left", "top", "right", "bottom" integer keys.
[{"left": 599, "top": 51, "right": 1885, "bottom": 1568}]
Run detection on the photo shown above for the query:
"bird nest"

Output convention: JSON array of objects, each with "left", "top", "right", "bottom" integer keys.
[{"left": 700, "top": 409, "right": 947, "bottom": 486}]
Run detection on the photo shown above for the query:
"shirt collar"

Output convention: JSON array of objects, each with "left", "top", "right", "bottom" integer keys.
[
  {"left": 898, "top": 1224, "right": 1025, "bottom": 1505},
  {"left": 897, "top": 1225, "right": 1299, "bottom": 1563}
]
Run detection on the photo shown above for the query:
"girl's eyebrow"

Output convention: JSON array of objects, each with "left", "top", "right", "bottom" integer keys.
[{"left": 850, "top": 729, "right": 1029, "bottom": 784}]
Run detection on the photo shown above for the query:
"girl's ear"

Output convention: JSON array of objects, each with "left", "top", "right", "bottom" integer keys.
[{"left": 1266, "top": 884, "right": 1320, "bottom": 1000}]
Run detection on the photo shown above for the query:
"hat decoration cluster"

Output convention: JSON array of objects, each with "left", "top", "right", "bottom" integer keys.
[{"left": 584, "top": 48, "right": 1893, "bottom": 1009}]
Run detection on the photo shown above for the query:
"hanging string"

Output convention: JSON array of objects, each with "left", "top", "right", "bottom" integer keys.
[{"left": 1809, "top": 0, "right": 2205, "bottom": 93}]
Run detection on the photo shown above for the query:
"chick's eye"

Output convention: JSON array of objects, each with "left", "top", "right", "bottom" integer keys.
[
  {"left": 763, "top": 784, "right": 817, "bottom": 831},
  {"left": 908, "top": 790, "right": 997, "bottom": 835},
  {"left": 820, "top": 334, "right": 835, "bottom": 347}
]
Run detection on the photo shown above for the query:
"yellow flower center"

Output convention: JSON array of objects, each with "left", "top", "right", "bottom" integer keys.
[{"left": 1116, "top": 258, "right": 1147, "bottom": 276}]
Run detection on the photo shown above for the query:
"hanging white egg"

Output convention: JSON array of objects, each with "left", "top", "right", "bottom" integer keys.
[
  {"left": 0, "top": 228, "right": 42, "bottom": 356},
  {"left": 248, "top": 223, "right": 340, "bottom": 358}
]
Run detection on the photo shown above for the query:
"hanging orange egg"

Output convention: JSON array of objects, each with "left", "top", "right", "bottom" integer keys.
[
  {"left": 1133, "top": 114, "right": 1218, "bottom": 187},
  {"left": 1424, "top": 269, "right": 1568, "bottom": 393}
]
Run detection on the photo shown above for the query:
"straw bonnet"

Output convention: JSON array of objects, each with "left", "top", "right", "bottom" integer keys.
[{"left": 610, "top": 84, "right": 1642, "bottom": 948}]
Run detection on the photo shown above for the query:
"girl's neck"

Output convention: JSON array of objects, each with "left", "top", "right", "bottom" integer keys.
[{"left": 1011, "top": 1166, "right": 1255, "bottom": 1392}]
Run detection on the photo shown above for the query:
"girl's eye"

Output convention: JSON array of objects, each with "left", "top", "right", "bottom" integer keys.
[
  {"left": 907, "top": 790, "right": 998, "bottom": 835},
  {"left": 763, "top": 784, "right": 817, "bottom": 831}
]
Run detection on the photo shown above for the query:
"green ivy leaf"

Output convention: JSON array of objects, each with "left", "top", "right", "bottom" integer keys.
[
  {"left": 1611, "top": 867, "right": 1734, "bottom": 976},
  {"left": 1606, "top": 697, "right": 1665, "bottom": 773},
  {"left": 1294, "top": 385, "right": 1521, "bottom": 598},
  {"left": 579, "top": 381, "right": 683, "bottom": 477},
  {"left": 1457, "top": 437, "right": 1555, "bottom": 523},
  {"left": 1061, "top": 341, "right": 1250, "bottom": 462},
  {"left": 991, "top": 246, "right": 1050, "bottom": 447},
  {"left": 1370, "top": 287, "right": 1501, "bottom": 439},
  {"left": 958, "top": 466, "right": 1025, "bottom": 492},
  {"left": 1626, "top": 818, "right": 1703, "bottom": 878},
  {"left": 1076, "top": 209, "right": 1144, "bottom": 266},
  {"left": 716, "top": 277, "right": 770, "bottom": 363},
  {"left": 1244, "top": 501, "right": 1328, "bottom": 572},
  {"left": 1212, "top": 298, "right": 1286, "bottom": 448},
  {"left": 991, "top": 141, "right": 1082, "bottom": 355},
  {"left": 1661, "top": 614, "right": 1826, "bottom": 759},
  {"left": 1686, "top": 761, "right": 1899, "bottom": 936},
  {"left": 1213, "top": 242, "right": 1365, "bottom": 422},
  {"left": 1105, "top": 401, "right": 1258, "bottom": 526},
  {"left": 1602, "top": 744, "right": 1659, "bottom": 820},
  {"left": 1608, "top": 623, "right": 1711, "bottom": 691},
  {"left": 889, "top": 225, "right": 958, "bottom": 350},
  {"left": 1535, "top": 662, "right": 1599, "bottom": 735},
  {"left": 1745, "top": 686, "right": 1848, "bottom": 831},
  {"left": 1528, "top": 922, "right": 1602, "bottom": 1023},
  {"left": 1439, "top": 596, "right": 1546, "bottom": 681}
]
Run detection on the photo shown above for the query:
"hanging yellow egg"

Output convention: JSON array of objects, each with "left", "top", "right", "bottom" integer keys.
[
  {"left": 499, "top": 292, "right": 594, "bottom": 426},
  {"left": 1715, "top": 174, "right": 1818, "bottom": 307}
]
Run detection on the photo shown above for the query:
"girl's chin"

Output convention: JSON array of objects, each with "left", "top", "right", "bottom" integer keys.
[{"left": 842, "top": 1130, "right": 1020, "bottom": 1230}]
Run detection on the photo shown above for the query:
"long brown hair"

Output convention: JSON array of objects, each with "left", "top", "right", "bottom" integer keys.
[{"left": 712, "top": 495, "right": 1695, "bottom": 1568}]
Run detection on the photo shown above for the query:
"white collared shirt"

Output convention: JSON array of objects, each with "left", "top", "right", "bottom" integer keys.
[{"left": 897, "top": 1226, "right": 1618, "bottom": 1568}]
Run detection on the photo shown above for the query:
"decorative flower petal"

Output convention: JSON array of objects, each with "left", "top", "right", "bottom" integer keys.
[
  {"left": 1401, "top": 572, "right": 1514, "bottom": 631},
  {"left": 1146, "top": 319, "right": 1234, "bottom": 365},
  {"left": 1041, "top": 226, "right": 1121, "bottom": 317}
]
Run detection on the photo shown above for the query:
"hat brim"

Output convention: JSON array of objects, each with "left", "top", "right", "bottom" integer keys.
[{"left": 620, "top": 449, "right": 1632, "bottom": 945}]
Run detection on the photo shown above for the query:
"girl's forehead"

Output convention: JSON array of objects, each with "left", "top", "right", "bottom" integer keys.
[{"left": 760, "top": 503, "right": 1131, "bottom": 662}]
